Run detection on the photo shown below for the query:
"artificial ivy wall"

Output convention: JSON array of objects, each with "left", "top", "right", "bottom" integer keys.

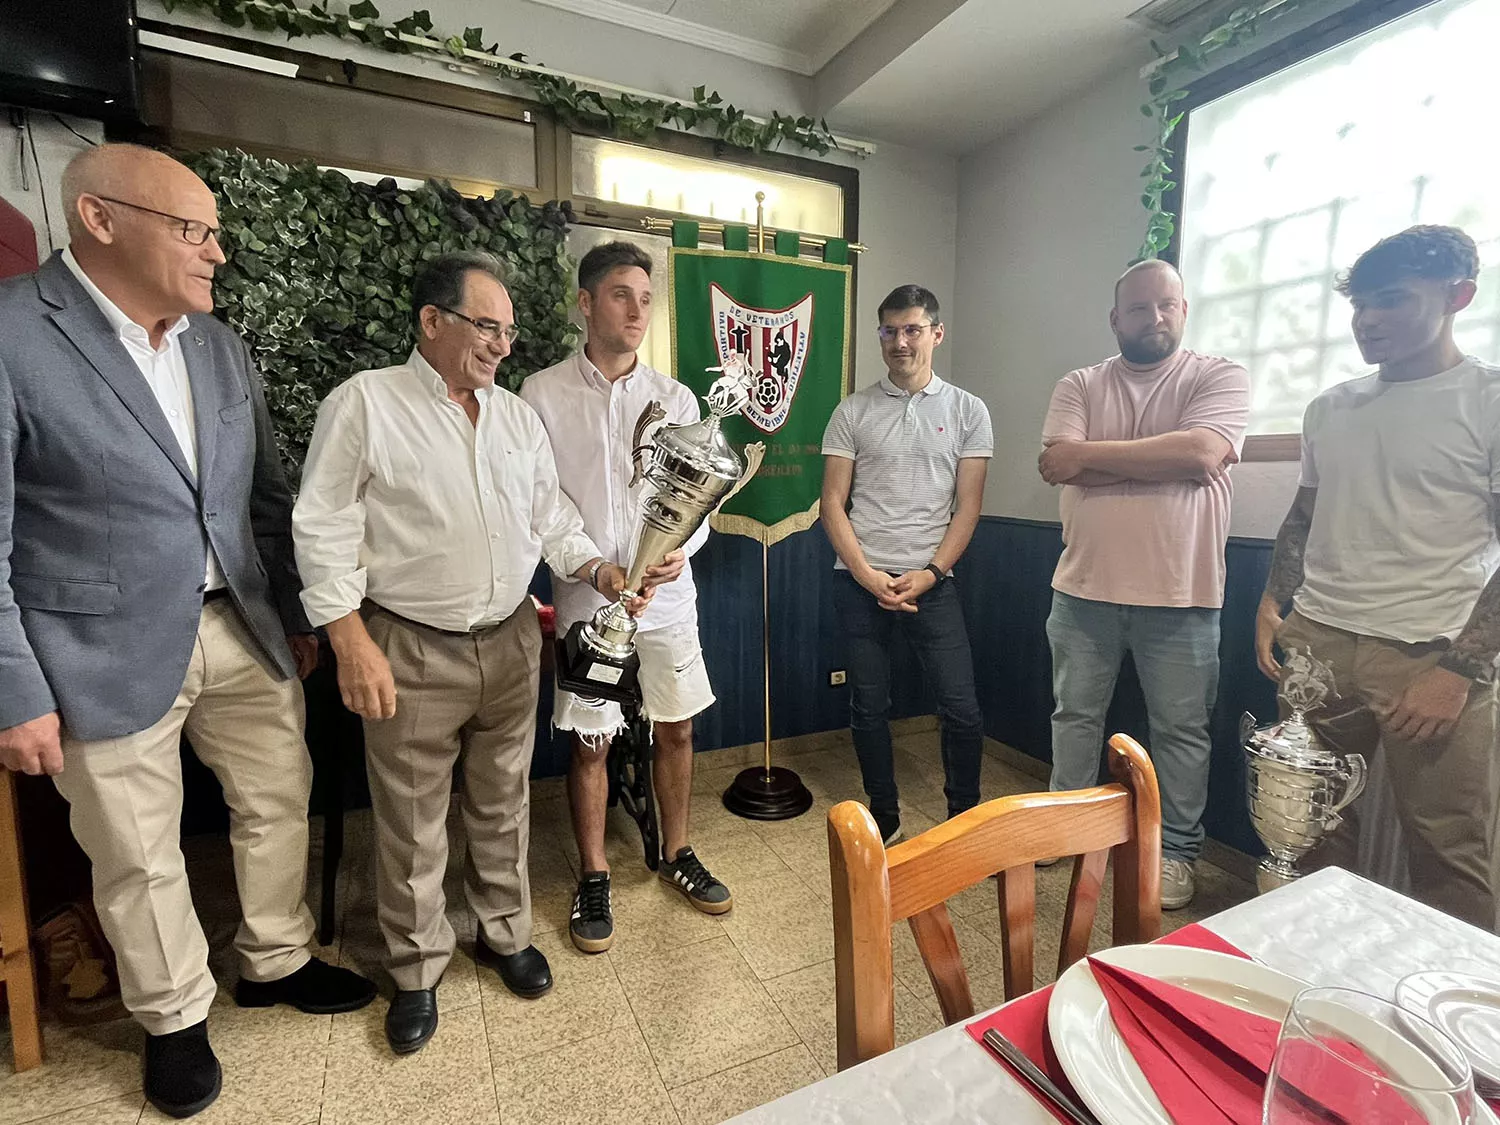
[{"left": 182, "top": 148, "right": 580, "bottom": 475}]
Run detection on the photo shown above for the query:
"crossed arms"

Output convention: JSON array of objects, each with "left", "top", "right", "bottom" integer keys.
[{"left": 1037, "top": 369, "right": 1241, "bottom": 488}]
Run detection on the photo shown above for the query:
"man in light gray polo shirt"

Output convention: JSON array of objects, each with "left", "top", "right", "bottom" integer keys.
[{"left": 820, "top": 284, "right": 993, "bottom": 845}]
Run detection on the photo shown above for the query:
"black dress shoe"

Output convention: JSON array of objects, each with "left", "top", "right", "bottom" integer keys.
[
  {"left": 385, "top": 988, "right": 438, "bottom": 1055},
  {"left": 475, "top": 935, "right": 553, "bottom": 998},
  {"left": 144, "top": 1020, "right": 222, "bottom": 1119},
  {"left": 234, "top": 956, "right": 378, "bottom": 1014}
]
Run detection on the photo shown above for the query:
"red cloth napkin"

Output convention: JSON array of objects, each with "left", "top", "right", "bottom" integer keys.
[
  {"left": 967, "top": 922, "right": 1458, "bottom": 1124},
  {"left": 1090, "top": 957, "right": 1448, "bottom": 1123},
  {"left": 964, "top": 923, "right": 1243, "bottom": 1124},
  {"left": 1087, "top": 956, "right": 1271, "bottom": 1123}
]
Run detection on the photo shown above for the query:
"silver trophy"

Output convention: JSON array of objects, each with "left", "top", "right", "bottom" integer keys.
[
  {"left": 556, "top": 355, "right": 765, "bottom": 705},
  {"left": 1241, "top": 647, "right": 1368, "bottom": 894}
]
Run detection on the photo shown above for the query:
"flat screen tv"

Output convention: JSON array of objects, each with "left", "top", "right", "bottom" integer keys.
[{"left": 0, "top": 0, "right": 140, "bottom": 123}]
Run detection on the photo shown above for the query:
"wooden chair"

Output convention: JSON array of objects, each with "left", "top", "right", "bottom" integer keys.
[
  {"left": 828, "top": 734, "right": 1162, "bottom": 1071},
  {"left": 0, "top": 769, "right": 43, "bottom": 1071}
]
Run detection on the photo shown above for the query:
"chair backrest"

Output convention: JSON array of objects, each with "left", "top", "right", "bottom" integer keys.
[{"left": 828, "top": 734, "right": 1162, "bottom": 1071}]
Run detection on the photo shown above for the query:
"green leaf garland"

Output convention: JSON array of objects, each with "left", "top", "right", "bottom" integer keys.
[
  {"left": 160, "top": 0, "right": 840, "bottom": 155},
  {"left": 1135, "top": 0, "right": 1321, "bottom": 261}
]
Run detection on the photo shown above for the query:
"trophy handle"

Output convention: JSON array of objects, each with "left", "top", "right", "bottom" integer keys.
[
  {"left": 1330, "top": 752, "right": 1368, "bottom": 815},
  {"left": 628, "top": 400, "right": 667, "bottom": 489},
  {"left": 713, "top": 441, "right": 765, "bottom": 514},
  {"left": 1238, "top": 711, "right": 1258, "bottom": 746}
]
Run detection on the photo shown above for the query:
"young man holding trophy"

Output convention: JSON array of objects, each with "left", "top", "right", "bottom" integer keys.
[
  {"left": 1256, "top": 225, "right": 1500, "bottom": 931},
  {"left": 521, "top": 241, "right": 733, "bottom": 955}
]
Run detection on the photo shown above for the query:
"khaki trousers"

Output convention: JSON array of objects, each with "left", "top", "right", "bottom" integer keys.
[
  {"left": 362, "top": 601, "right": 540, "bottom": 991},
  {"left": 1279, "top": 610, "right": 1500, "bottom": 930},
  {"left": 53, "top": 598, "right": 316, "bottom": 1035}
]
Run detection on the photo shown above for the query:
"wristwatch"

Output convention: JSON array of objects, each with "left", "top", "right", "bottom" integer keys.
[
  {"left": 925, "top": 563, "right": 946, "bottom": 584},
  {"left": 587, "top": 559, "right": 606, "bottom": 591}
]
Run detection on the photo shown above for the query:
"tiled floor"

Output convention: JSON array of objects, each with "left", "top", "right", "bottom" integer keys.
[{"left": 0, "top": 719, "right": 1255, "bottom": 1124}]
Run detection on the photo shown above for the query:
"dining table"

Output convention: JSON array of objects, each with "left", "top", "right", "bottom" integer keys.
[{"left": 727, "top": 867, "right": 1500, "bottom": 1124}]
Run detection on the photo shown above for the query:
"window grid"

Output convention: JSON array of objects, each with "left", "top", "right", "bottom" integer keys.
[{"left": 1178, "top": 0, "right": 1499, "bottom": 436}]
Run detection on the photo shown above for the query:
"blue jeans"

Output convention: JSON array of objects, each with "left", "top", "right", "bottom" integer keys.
[
  {"left": 834, "top": 570, "right": 984, "bottom": 820},
  {"left": 1046, "top": 590, "right": 1220, "bottom": 862}
]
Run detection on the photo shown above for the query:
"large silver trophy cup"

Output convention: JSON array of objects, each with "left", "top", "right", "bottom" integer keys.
[
  {"left": 556, "top": 356, "right": 764, "bottom": 705},
  {"left": 1241, "top": 647, "right": 1368, "bottom": 894}
]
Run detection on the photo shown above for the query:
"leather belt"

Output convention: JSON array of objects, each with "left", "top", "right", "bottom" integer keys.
[{"left": 368, "top": 602, "right": 504, "bottom": 637}]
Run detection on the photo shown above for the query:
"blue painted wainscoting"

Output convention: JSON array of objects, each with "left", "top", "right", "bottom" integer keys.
[
  {"left": 182, "top": 515, "right": 1275, "bottom": 858},
  {"left": 950, "top": 517, "right": 1277, "bottom": 857},
  {"left": 535, "top": 515, "right": 1276, "bottom": 856},
  {"left": 527, "top": 521, "right": 937, "bottom": 777}
]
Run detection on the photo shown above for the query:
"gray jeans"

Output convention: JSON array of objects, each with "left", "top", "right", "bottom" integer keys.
[{"left": 1045, "top": 590, "right": 1220, "bottom": 862}]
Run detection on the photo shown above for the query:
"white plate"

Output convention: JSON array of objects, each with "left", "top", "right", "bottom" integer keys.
[
  {"left": 1397, "top": 971, "right": 1500, "bottom": 1091},
  {"left": 1047, "top": 945, "right": 1307, "bottom": 1125}
]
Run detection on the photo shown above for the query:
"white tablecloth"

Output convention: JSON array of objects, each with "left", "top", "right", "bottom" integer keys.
[{"left": 728, "top": 868, "right": 1500, "bottom": 1124}]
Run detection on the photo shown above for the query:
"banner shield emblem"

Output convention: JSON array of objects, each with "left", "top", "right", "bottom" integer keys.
[{"left": 709, "top": 283, "right": 813, "bottom": 434}]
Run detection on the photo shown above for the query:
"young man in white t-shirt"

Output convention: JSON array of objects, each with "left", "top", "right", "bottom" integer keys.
[
  {"left": 521, "top": 242, "right": 731, "bottom": 955},
  {"left": 1256, "top": 225, "right": 1500, "bottom": 930}
]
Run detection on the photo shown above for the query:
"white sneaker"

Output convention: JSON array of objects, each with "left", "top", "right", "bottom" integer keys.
[{"left": 1161, "top": 858, "right": 1196, "bottom": 910}]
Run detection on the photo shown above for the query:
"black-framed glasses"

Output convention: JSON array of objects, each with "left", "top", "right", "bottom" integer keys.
[
  {"left": 877, "top": 323, "right": 938, "bottom": 343},
  {"left": 92, "top": 195, "right": 220, "bottom": 246},
  {"left": 438, "top": 305, "right": 520, "bottom": 344}
]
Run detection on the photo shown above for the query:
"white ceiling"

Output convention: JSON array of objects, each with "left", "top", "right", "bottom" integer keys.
[
  {"left": 824, "top": 0, "right": 1155, "bottom": 153},
  {"left": 526, "top": 0, "right": 1155, "bottom": 155},
  {"left": 523, "top": 0, "right": 898, "bottom": 75}
]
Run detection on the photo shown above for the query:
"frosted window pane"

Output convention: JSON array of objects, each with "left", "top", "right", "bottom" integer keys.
[
  {"left": 1191, "top": 294, "right": 1258, "bottom": 356},
  {"left": 1261, "top": 210, "right": 1331, "bottom": 285},
  {"left": 1255, "top": 282, "right": 1326, "bottom": 351},
  {"left": 572, "top": 136, "right": 843, "bottom": 238},
  {"left": 1179, "top": 0, "right": 1500, "bottom": 434},
  {"left": 1198, "top": 228, "right": 1261, "bottom": 294},
  {"left": 1250, "top": 347, "right": 1321, "bottom": 434}
]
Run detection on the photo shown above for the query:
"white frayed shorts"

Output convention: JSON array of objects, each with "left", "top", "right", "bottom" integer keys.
[{"left": 554, "top": 618, "right": 715, "bottom": 746}]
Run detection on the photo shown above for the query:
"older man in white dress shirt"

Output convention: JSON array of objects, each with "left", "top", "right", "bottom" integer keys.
[
  {"left": 521, "top": 241, "right": 731, "bottom": 957},
  {"left": 293, "top": 251, "right": 641, "bottom": 1055}
]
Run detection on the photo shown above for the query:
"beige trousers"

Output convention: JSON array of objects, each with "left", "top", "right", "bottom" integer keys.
[
  {"left": 53, "top": 599, "right": 316, "bottom": 1035},
  {"left": 361, "top": 601, "right": 540, "bottom": 991},
  {"left": 1279, "top": 611, "right": 1500, "bottom": 930}
]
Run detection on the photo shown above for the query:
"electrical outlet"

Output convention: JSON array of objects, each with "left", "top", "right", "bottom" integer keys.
[{"left": 829, "top": 669, "right": 847, "bottom": 686}]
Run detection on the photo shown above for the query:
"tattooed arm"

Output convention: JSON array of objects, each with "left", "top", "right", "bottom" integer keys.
[
  {"left": 1255, "top": 486, "right": 1317, "bottom": 680},
  {"left": 1437, "top": 495, "right": 1500, "bottom": 680},
  {"left": 1381, "top": 495, "right": 1500, "bottom": 741}
]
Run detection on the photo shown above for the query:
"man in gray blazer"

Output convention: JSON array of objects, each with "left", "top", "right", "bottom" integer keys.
[{"left": 0, "top": 144, "right": 374, "bottom": 1117}]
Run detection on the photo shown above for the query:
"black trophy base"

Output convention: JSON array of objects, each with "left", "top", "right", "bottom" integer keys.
[
  {"left": 556, "top": 622, "right": 640, "bottom": 706},
  {"left": 722, "top": 766, "right": 814, "bottom": 821}
]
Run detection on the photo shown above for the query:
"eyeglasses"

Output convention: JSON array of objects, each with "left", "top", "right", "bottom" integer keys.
[
  {"left": 92, "top": 195, "right": 221, "bottom": 246},
  {"left": 438, "top": 306, "right": 520, "bottom": 344},
  {"left": 877, "top": 323, "right": 938, "bottom": 343}
]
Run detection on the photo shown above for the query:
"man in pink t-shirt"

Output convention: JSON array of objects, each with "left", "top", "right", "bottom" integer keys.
[{"left": 1038, "top": 259, "right": 1249, "bottom": 910}]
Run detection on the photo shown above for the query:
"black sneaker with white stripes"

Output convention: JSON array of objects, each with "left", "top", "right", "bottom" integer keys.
[
  {"left": 658, "top": 846, "right": 733, "bottom": 915},
  {"left": 570, "top": 871, "right": 614, "bottom": 953}
]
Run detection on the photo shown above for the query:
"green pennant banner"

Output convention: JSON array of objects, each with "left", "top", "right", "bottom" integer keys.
[{"left": 669, "top": 245, "right": 852, "bottom": 545}]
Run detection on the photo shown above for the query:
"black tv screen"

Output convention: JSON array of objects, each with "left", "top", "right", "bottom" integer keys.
[{"left": 0, "top": 0, "right": 140, "bottom": 122}]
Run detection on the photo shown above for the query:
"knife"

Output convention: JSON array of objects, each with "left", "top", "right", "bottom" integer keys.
[{"left": 981, "top": 1028, "right": 1104, "bottom": 1125}]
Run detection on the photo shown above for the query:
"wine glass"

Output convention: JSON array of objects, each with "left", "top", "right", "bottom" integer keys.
[{"left": 1264, "top": 986, "right": 1476, "bottom": 1124}]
